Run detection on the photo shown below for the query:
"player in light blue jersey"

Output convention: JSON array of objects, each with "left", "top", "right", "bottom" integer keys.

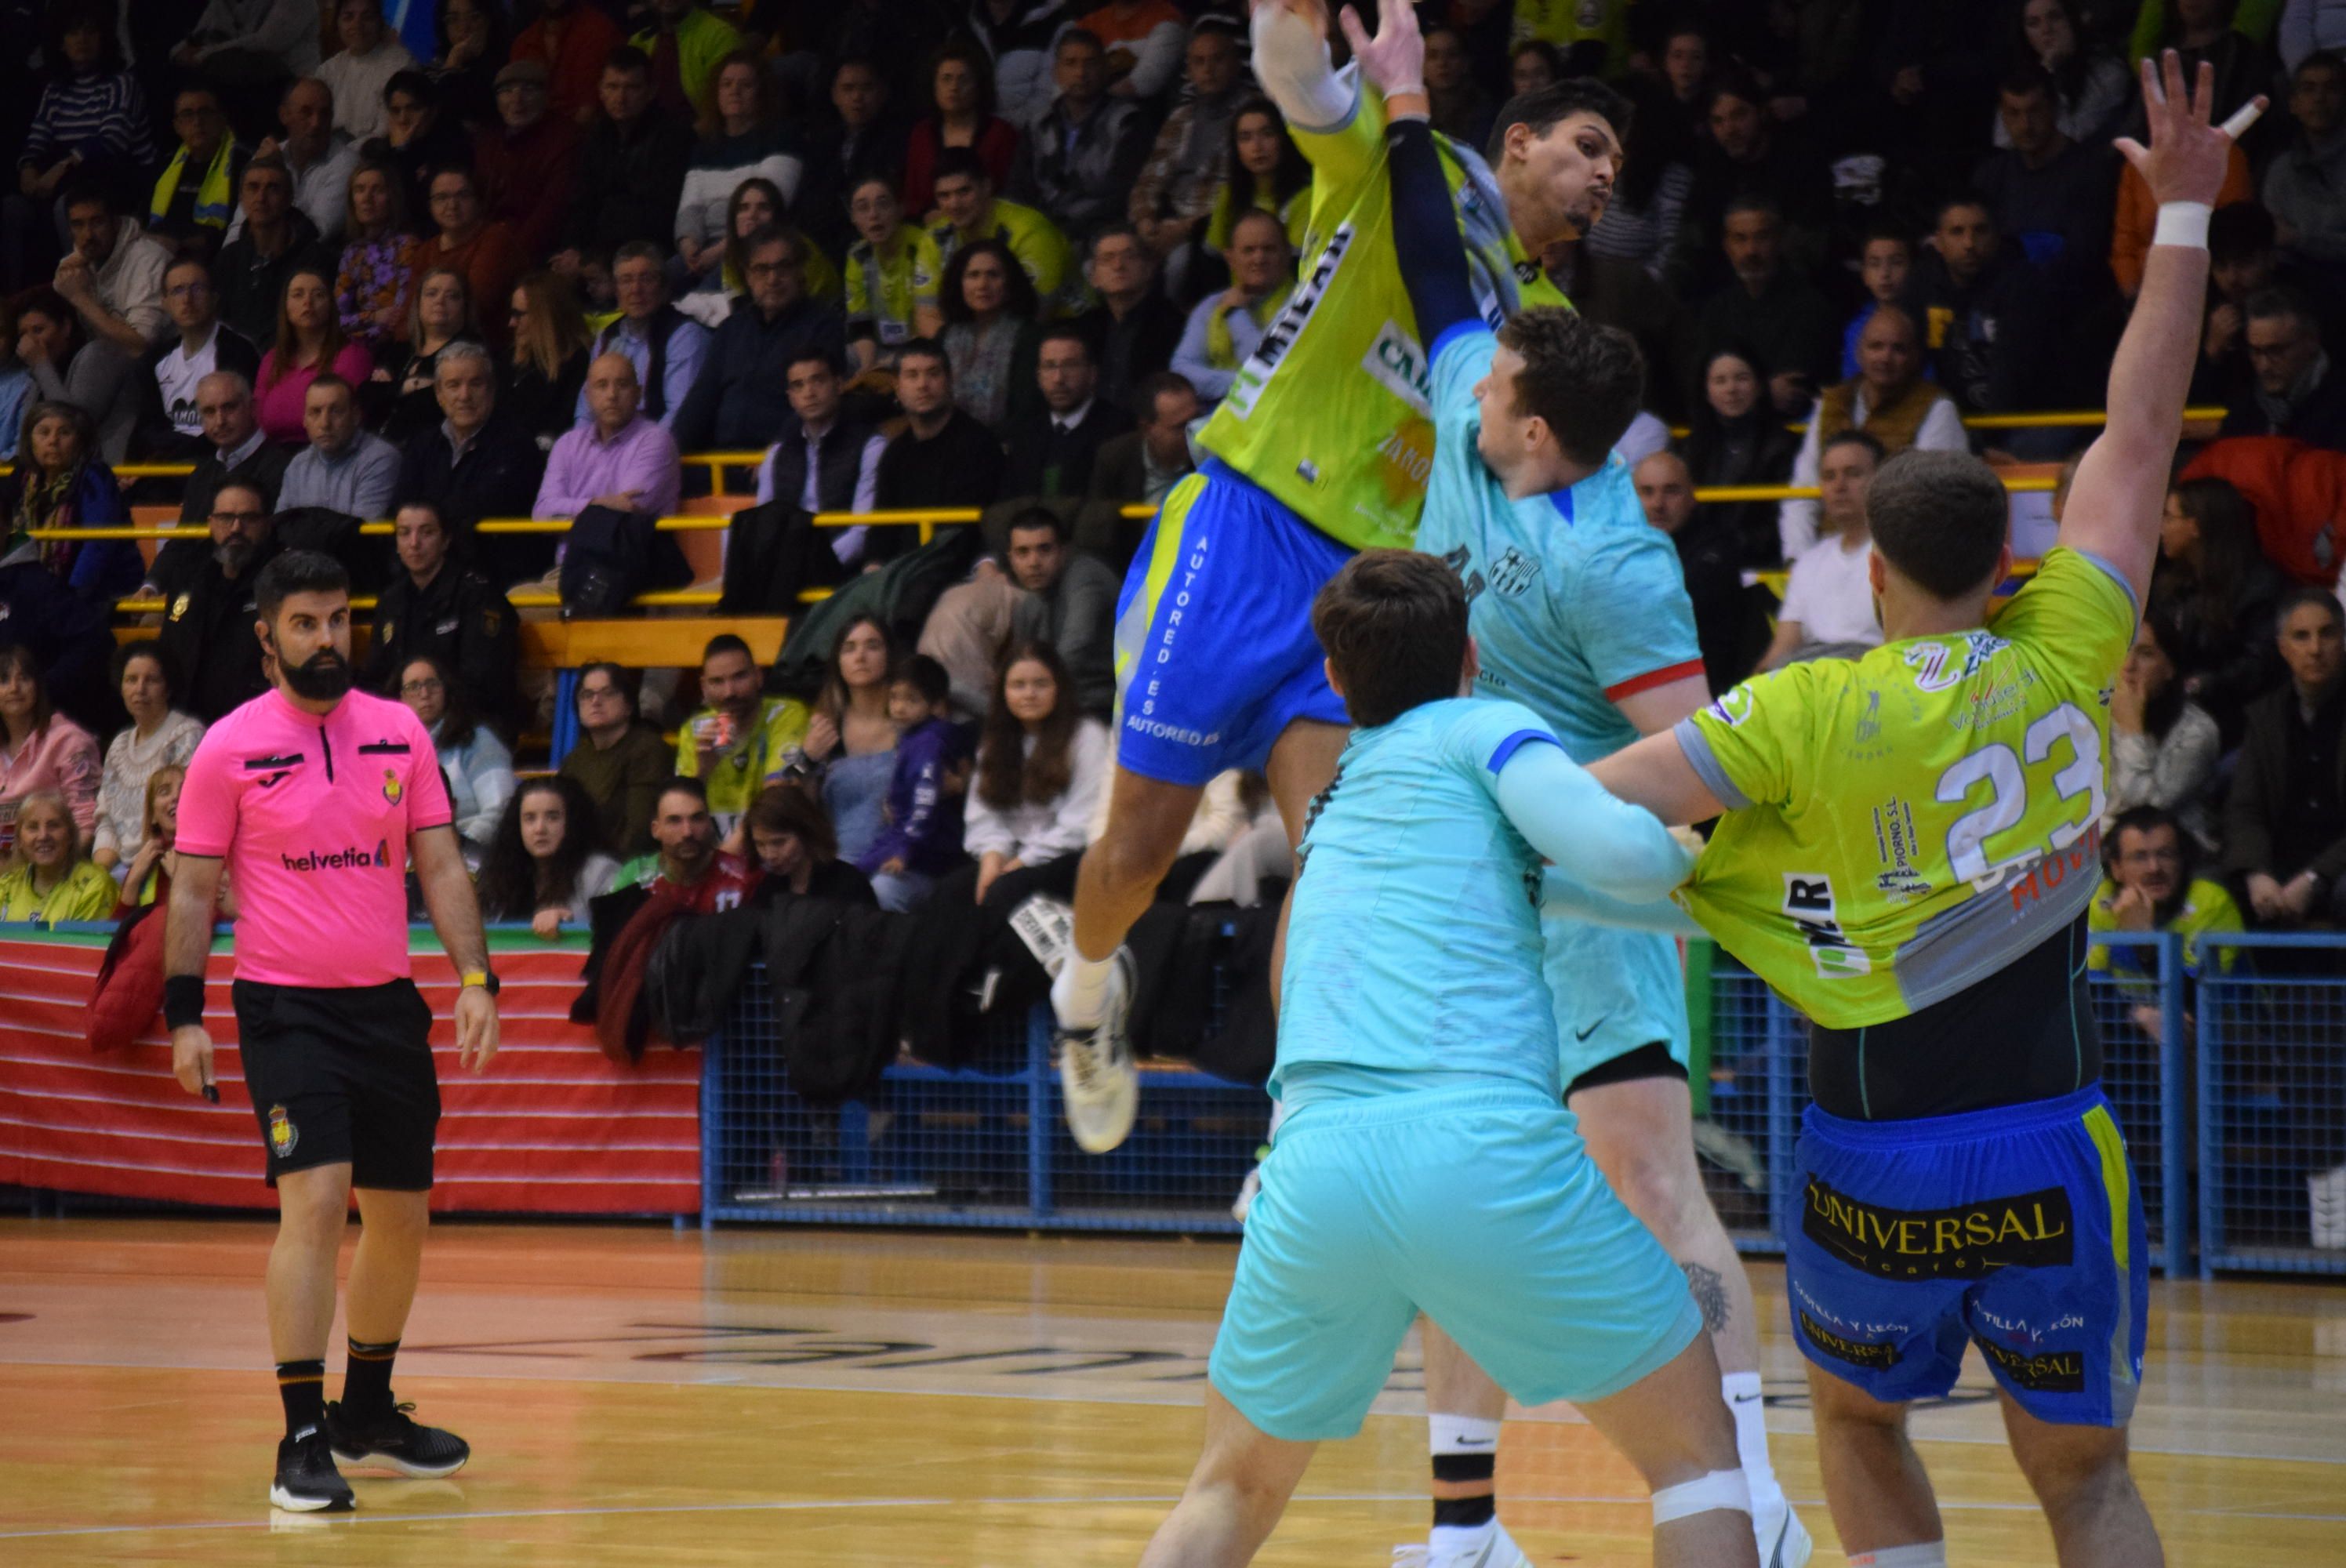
[
  {"left": 1139, "top": 550, "right": 1756, "bottom": 1568},
  {"left": 1352, "top": 6, "right": 1807, "bottom": 1563}
]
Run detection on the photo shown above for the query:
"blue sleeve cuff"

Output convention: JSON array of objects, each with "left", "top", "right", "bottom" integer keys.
[
  {"left": 1430, "top": 321, "right": 1491, "bottom": 367},
  {"left": 1486, "top": 728, "right": 1560, "bottom": 775},
  {"left": 1671, "top": 717, "right": 1751, "bottom": 811}
]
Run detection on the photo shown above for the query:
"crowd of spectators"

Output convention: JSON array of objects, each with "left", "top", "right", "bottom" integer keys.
[{"left": 5, "top": 0, "right": 2346, "bottom": 1002}]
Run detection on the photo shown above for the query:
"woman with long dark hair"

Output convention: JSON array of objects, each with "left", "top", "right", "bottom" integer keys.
[
  {"left": 939, "top": 238, "right": 1041, "bottom": 430},
  {"left": 0, "top": 398, "right": 139, "bottom": 597},
  {"left": 0, "top": 643, "right": 98, "bottom": 848},
  {"left": 1679, "top": 344, "right": 1799, "bottom": 566},
  {"left": 790, "top": 615, "right": 900, "bottom": 866},
  {"left": 2003, "top": 0, "right": 2132, "bottom": 147},
  {"left": 2106, "top": 614, "right": 2222, "bottom": 848},
  {"left": 475, "top": 775, "right": 618, "bottom": 935},
  {"left": 966, "top": 640, "right": 1108, "bottom": 905},
  {"left": 2150, "top": 476, "right": 2283, "bottom": 744},
  {"left": 677, "top": 176, "right": 840, "bottom": 326},
  {"left": 256, "top": 267, "right": 373, "bottom": 442},
  {"left": 1203, "top": 98, "right": 1310, "bottom": 255},
  {"left": 676, "top": 53, "right": 805, "bottom": 289},
  {"left": 902, "top": 40, "right": 1021, "bottom": 220}
]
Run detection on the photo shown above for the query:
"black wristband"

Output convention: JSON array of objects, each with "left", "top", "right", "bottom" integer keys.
[{"left": 163, "top": 975, "right": 206, "bottom": 1031}]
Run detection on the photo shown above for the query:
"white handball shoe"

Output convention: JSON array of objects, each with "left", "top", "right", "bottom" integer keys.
[{"left": 1056, "top": 948, "right": 1138, "bottom": 1152}]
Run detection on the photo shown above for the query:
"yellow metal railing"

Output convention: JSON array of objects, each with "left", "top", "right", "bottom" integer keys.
[{"left": 1661, "top": 405, "right": 2229, "bottom": 441}]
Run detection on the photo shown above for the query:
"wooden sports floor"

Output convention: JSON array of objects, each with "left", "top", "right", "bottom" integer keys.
[{"left": 2, "top": 1220, "right": 2341, "bottom": 1566}]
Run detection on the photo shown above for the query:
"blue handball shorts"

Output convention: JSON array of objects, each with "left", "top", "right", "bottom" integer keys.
[
  {"left": 1208, "top": 1083, "right": 1702, "bottom": 1442},
  {"left": 1110, "top": 459, "right": 1353, "bottom": 786},
  {"left": 1786, "top": 1085, "right": 2149, "bottom": 1427}
]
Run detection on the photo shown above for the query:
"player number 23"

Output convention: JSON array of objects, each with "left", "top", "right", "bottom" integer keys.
[{"left": 1934, "top": 702, "right": 2105, "bottom": 885}]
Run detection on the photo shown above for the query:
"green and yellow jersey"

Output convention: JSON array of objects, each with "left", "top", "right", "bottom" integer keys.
[
  {"left": 1673, "top": 547, "right": 2140, "bottom": 1029},
  {"left": 1195, "top": 86, "right": 1565, "bottom": 554},
  {"left": 847, "top": 225, "right": 944, "bottom": 348}
]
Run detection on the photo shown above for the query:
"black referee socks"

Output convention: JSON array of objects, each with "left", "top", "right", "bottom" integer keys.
[
  {"left": 343, "top": 1338, "right": 401, "bottom": 1419},
  {"left": 277, "top": 1359, "right": 326, "bottom": 1436}
]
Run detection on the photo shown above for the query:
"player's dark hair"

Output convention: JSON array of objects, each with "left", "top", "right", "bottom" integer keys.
[
  {"left": 1036, "top": 321, "right": 1091, "bottom": 359},
  {"left": 896, "top": 336, "right": 950, "bottom": 376},
  {"left": 2209, "top": 201, "right": 2277, "bottom": 265},
  {"left": 786, "top": 344, "right": 840, "bottom": 378},
  {"left": 2244, "top": 285, "right": 2320, "bottom": 339},
  {"left": 254, "top": 550, "right": 349, "bottom": 623},
  {"left": 1999, "top": 61, "right": 2057, "bottom": 102},
  {"left": 1488, "top": 77, "right": 1631, "bottom": 163},
  {"left": 892, "top": 653, "right": 952, "bottom": 709},
  {"left": 931, "top": 147, "right": 993, "bottom": 189},
  {"left": 1935, "top": 190, "right": 1996, "bottom": 228},
  {"left": 1865, "top": 450, "right": 2010, "bottom": 601},
  {"left": 702, "top": 633, "right": 754, "bottom": 668},
  {"left": 1311, "top": 550, "right": 1469, "bottom": 729},
  {"left": 1494, "top": 308, "right": 1644, "bottom": 466},
  {"left": 1819, "top": 428, "right": 1886, "bottom": 466}
]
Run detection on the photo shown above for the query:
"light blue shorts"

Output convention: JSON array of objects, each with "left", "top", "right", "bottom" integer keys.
[
  {"left": 1208, "top": 1083, "right": 1703, "bottom": 1441},
  {"left": 1545, "top": 918, "right": 1691, "bottom": 1091}
]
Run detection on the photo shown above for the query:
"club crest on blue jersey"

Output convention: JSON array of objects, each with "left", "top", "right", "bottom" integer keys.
[{"left": 1488, "top": 546, "right": 1541, "bottom": 597}]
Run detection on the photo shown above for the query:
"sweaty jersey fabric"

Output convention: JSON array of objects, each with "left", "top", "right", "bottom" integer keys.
[
  {"left": 1418, "top": 322, "right": 1705, "bottom": 1073},
  {"left": 1675, "top": 547, "right": 2138, "bottom": 1029},
  {"left": 1276, "top": 697, "right": 1693, "bottom": 1103},
  {"left": 1195, "top": 90, "right": 1564, "bottom": 553},
  {"left": 176, "top": 688, "right": 452, "bottom": 988}
]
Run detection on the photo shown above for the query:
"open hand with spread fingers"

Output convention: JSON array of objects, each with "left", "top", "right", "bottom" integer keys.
[{"left": 2115, "top": 49, "right": 2265, "bottom": 209}]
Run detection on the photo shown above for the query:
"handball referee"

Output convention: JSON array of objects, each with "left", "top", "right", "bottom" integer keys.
[{"left": 165, "top": 549, "right": 499, "bottom": 1513}]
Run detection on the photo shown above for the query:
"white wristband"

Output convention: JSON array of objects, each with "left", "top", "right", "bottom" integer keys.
[{"left": 2152, "top": 201, "right": 2212, "bottom": 250}]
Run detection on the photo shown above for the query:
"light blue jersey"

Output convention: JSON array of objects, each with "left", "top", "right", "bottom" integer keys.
[
  {"left": 1419, "top": 323, "right": 1708, "bottom": 1085},
  {"left": 1273, "top": 697, "right": 1567, "bottom": 1105}
]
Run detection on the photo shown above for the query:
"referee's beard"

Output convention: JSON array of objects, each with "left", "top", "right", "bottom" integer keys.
[{"left": 278, "top": 644, "right": 354, "bottom": 702}]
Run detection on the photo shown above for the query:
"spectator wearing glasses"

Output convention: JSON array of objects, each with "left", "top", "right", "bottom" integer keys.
[
  {"left": 147, "top": 86, "right": 248, "bottom": 253},
  {"left": 473, "top": 60, "right": 581, "bottom": 260},
  {"left": 2089, "top": 805, "right": 2242, "bottom": 1044},
  {"left": 153, "top": 479, "right": 280, "bottom": 721},
  {"left": 419, "top": 167, "right": 523, "bottom": 349},
  {"left": 143, "top": 372, "right": 286, "bottom": 603},
  {"left": 2218, "top": 286, "right": 2346, "bottom": 450},
  {"left": 559, "top": 661, "right": 669, "bottom": 858},
  {"left": 213, "top": 154, "right": 333, "bottom": 353},
  {"left": 1073, "top": 224, "right": 1184, "bottom": 418},
  {"left": 398, "top": 652, "right": 514, "bottom": 862},
  {"left": 844, "top": 177, "right": 946, "bottom": 371},
  {"left": 1001, "top": 326, "right": 1131, "bottom": 499},
  {"left": 365, "top": 500, "right": 517, "bottom": 732},
  {"left": 139, "top": 259, "right": 263, "bottom": 463},
  {"left": 373, "top": 71, "right": 472, "bottom": 228},
  {"left": 579, "top": 242, "right": 708, "bottom": 430},
  {"left": 670, "top": 230, "right": 847, "bottom": 455},
  {"left": 503, "top": 270, "right": 597, "bottom": 451}
]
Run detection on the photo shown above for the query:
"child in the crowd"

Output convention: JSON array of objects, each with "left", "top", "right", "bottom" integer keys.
[
  {"left": 859, "top": 655, "right": 972, "bottom": 913},
  {"left": 1841, "top": 227, "right": 1912, "bottom": 379}
]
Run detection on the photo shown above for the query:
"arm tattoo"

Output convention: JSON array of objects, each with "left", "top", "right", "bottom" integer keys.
[{"left": 1683, "top": 1261, "right": 1731, "bottom": 1336}]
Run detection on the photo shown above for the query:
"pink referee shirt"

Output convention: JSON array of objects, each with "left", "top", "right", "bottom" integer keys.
[{"left": 176, "top": 687, "right": 453, "bottom": 988}]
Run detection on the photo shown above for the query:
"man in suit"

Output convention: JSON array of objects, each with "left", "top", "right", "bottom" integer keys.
[
  {"left": 146, "top": 372, "right": 291, "bottom": 601},
  {"left": 1089, "top": 371, "right": 1198, "bottom": 509},
  {"left": 1000, "top": 325, "right": 1132, "bottom": 499}
]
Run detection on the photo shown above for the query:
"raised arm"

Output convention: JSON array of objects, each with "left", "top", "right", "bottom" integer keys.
[
  {"left": 2060, "top": 53, "right": 2262, "bottom": 606},
  {"left": 1342, "top": 3, "right": 1482, "bottom": 347}
]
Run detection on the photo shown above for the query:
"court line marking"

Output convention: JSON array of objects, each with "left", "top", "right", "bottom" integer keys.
[
  {"left": 0, "top": 1490, "right": 2226, "bottom": 1542},
  {"left": 5, "top": 1349, "right": 2340, "bottom": 1468},
  {"left": 5, "top": 1490, "right": 2335, "bottom": 1541}
]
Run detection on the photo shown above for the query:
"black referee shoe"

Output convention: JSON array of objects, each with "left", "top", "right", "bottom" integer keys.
[
  {"left": 271, "top": 1425, "right": 355, "bottom": 1512},
  {"left": 325, "top": 1400, "right": 472, "bottom": 1479}
]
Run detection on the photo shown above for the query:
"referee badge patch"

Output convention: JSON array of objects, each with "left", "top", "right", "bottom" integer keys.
[
  {"left": 383, "top": 769, "right": 401, "bottom": 805},
  {"left": 267, "top": 1105, "right": 298, "bottom": 1159}
]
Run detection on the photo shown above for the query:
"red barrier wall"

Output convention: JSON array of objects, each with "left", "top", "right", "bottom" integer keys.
[{"left": 0, "top": 932, "right": 700, "bottom": 1214}]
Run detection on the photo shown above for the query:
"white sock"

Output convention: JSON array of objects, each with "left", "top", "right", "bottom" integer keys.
[
  {"left": 1848, "top": 1545, "right": 1948, "bottom": 1567},
  {"left": 1428, "top": 1413, "right": 1502, "bottom": 1455},
  {"left": 1051, "top": 952, "right": 1113, "bottom": 1029},
  {"left": 1429, "top": 1522, "right": 1497, "bottom": 1553},
  {"left": 1722, "top": 1372, "right": 1781, "bottom": 1500}
]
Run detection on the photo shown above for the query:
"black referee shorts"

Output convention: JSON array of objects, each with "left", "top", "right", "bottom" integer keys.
[{"left": 233, "top": 978, "right": 441, "bottom": 1191}]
